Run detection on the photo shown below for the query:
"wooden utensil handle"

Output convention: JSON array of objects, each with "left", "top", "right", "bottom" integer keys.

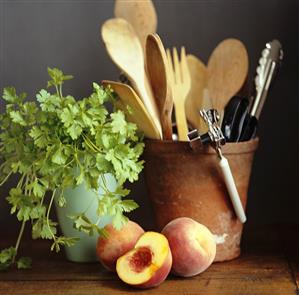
[
  {"left": 174, "top": 102, "right": 189, "bottom": 141},
  {"left": 161, "top": 108, "right": 173, "bottom": 140}
]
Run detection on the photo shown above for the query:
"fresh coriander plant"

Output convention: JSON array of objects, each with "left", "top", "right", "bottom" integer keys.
[{"left": 0, "top": 68, "right": 144, "bottom": 270}]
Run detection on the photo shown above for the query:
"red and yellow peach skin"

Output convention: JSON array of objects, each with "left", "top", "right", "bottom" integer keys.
[
  {"left": 96, "top": 220, "right": 144, "bottom": 272},
  {"left": 162, "top": 217, "right": 216, "bottom": 277}
]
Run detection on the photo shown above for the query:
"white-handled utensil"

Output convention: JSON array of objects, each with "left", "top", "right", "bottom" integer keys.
[
  {"left": 219, "top": 156, "right": 246, "bottom": 223},
  {"left": 188, "top": 109, "right": 246, "bottom": 223}
]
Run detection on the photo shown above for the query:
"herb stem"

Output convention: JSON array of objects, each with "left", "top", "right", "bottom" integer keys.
[
  {"left": 0, "top": 170, "right": 13, "bottom": 186},
  {"left": 83, "top": 138, "right": 97, "bottom": 153},
  {"left": 64, "top": 158, "right": 74, "bottom": 168},
  {"left": 100, "top": 174, "right": 109, "bottom": 193},
  {"left": 55, "top": 85, "right": 60, "bottom": 97},
  {"left": 13, "top": 220, "right": 26, "bottom": 263},
  {"left": 17, "top": 173, "right": 26, "bottom": 189},
  {"left": 46, "top": 189, "right": 57, "bottom": 241},
  {"left": 24, "top": 174, "right": 30, "bottom": 195},
  {"left": 82, "top": 133, "right": 101, "bottom": 153},
  {"left": 59, "top": 84, "right": 63, "bottom": 98}
]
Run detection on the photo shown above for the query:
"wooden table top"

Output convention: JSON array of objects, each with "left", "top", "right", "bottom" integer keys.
[{"left": 0, "top": 224, "right": 298, "bottom": 295}]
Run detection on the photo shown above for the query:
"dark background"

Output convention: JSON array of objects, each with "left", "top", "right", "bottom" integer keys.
[{"left": 0, "top": 0, "right": 298, "bottom": 234}]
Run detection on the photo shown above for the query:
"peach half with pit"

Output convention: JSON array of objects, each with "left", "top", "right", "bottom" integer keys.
[
  {"left": 116, "top": 231, "right": 172, "bottom": 288},
  {"left": 96, "top": 220, "right": 144, "bottom": 272},
  {"left": 162, "top": 217, "right": 216, "bottom": 277}
]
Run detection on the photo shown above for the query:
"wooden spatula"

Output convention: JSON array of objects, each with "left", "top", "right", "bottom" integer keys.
[
  {"left": 146, "top": 33, "right": 173, "bottom": 140},
  {"left": 114, "top": 0, "right": 157, "bottom": 52},
  {"left": 207, "top": 38, "right": 249, "bottom": 113},
  {"left": 185, "top": 54, "right": 207, "bottom": 132},
  {"left": 102, "top": 80, "right": 161, "bottom": 140},
  {"left": 101, "top": 18, "right": 162, "bottom": 138}
]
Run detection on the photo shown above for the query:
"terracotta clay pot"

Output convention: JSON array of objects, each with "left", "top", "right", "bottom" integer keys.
[{"left": 144, "top": 138, "right": 259, "bottom": 262}]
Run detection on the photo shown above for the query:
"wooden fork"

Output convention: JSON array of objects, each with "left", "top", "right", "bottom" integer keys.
[{"left": 166, "top": 47, "right": 191, "bottom": 141}]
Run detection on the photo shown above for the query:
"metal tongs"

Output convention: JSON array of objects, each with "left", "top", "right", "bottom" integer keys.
[{"left": 188, "top": 109, "right": 246, "bottom": 223}]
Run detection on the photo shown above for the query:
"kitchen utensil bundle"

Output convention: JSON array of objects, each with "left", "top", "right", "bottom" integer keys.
[
  {"left": 100, "top": 0, "right": 282, "bottom": 227},
  {"left": 102, "top": 0, "right": 264, "bottom": 143}
]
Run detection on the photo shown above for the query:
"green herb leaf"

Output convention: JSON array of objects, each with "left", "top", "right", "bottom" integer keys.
[
  {"left": 0, "top": 247, "right": 16, "bottom": 271},
  {"left": 10, "top": 111, "right": 27, "bottom": 126},
  {"left": 32, "top": 218, "right": 57, "bottom": 240},
  {"left": 36, "top": 90, "right": 60, "bottom": 112},
  {"left": 119, "top": 199, "right": 139, "bottom": 212},
  {"left": 112, "top": 211, "right": 129, "bottom": 230},
  {"left": 29, "top": 126, "right": 48, "bottom": 148},
  {"left": 51, "top": 146, "right": 68, "bottom": 165},
  {"left": 50, "top": 236, "right": 79, "bottom": 253},
  {"left": 47, "top": 68, "right": 73, "bottom": 88},
  {"left": 3, "top": 87, "right": 26, "bottom": 103},
  {"left": 17, "top": 257, "right": 32, "bottom": 269}
]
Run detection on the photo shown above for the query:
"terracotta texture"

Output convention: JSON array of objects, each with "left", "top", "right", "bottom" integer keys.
[{"left": 143, "top": 138, "right": 259, "bottom": 262}]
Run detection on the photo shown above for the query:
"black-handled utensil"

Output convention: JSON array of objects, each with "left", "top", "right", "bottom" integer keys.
[{"left": 221, "top": 96, "right": 249, "bottom": 142}]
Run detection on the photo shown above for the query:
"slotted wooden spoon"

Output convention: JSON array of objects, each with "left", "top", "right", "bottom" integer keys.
[
  {"left": 146, "top": 33, "right": 173, "bottom": 140},
  {"left": 114, "top": 0, "right": 157, "bottom": 53},
  {"left": 101, "top": 18, "right": 162, "bottom": 138}
]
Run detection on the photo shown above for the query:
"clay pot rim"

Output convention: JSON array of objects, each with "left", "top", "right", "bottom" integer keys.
[{"left": 144, "top": 137, "right": 259, "bottom": 155}]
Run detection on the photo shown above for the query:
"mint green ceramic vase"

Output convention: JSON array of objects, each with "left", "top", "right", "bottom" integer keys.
[{"left": 55, "top": 173, "right": 117, "bottom": 262}]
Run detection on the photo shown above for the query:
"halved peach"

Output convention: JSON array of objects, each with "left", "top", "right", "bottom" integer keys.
[{"left": 116, "top": 231, "right": 172, "bottom": 288}]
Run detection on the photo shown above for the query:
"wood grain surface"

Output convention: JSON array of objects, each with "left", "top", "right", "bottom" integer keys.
[{"left": 0, "top": 225, "right": 298, "bottom": 295}]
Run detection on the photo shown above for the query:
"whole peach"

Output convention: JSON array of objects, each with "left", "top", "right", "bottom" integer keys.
[
  {"left": 96, "top": 220, "right": 144, "bottom": 271},
  {"left": 161, "top": 217, "right": 216, "bottom": 277}
]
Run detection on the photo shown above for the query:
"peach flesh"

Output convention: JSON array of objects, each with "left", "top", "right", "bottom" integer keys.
[{"left": 116, "top": 231, "right": 172, "bottom": 288}]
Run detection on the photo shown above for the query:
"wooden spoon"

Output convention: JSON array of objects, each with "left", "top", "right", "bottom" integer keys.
[
  {"left": 146, "top": 33, "right": 173, "bottom": 140},
  {"left": 114, "top": 0, "right": 157, "bottom": 52},
  {"left": 185, "top": 54, "right": 207, "bottom": 132},
  {"left": 102, "top": 80, "right": 161, "bottom": 139},
  {"left": 101, "top": 18, "right": 162, "bottom": 138},
  {"left": 207, "top": 38, "right": 249, "bottom": 113}
]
